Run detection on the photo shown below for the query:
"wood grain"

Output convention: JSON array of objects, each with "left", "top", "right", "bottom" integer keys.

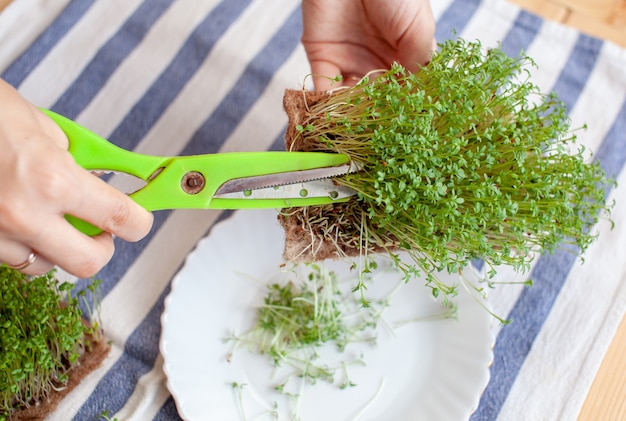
[
  {"left": 510, "top": 0, "right": 626, "bottom": 46},
  {"left": 509, "top": 0, "right": 570, "bottom": 20},
  {"left": 577, "top": 315, "right": 626, "bottom": 421}
]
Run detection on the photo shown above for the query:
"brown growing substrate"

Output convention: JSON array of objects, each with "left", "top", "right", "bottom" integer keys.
[
  {"left": 279, "top": 89, "right": 394, "bottom": 263},
  {"left": 7, "top": 336, "right": 110, "bottom": 421}
]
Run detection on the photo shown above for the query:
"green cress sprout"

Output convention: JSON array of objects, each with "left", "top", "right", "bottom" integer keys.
[
  {"left": 0, "top": 267, "right": 102, "bottom": 418},
  {"left": 290, "top": 37, "right": 614, "bottom": 301},
  {"left": 227, "top": 263, "right": 454, "bottom": 419},
  {"left": 227, "top": 264, "right": 379, "bottom": 388}
]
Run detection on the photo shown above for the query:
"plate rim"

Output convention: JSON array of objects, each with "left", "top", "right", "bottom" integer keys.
[{"left": 160, "top": 209, "right": 494, "bottom": 421}]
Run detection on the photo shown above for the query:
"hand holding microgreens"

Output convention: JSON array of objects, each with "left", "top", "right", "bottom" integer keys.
[{"left": 283, "top": 37, "right": 615, "bottom": 303}]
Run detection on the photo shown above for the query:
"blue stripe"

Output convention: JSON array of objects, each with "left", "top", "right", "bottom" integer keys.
[
  {"left": 435, "top": 0, "right": 482, "bottom": 42},
  {"left": 74, "top": 9, "right": 304, "bottom": 419},
  {"left": 72, "top": 283, "right": 172, "bottom": 420},
  {"left": 51, "top": 0, "right": 175, "bottom": 119},
  {"left": 269, "top": 130, "right": 287, "bottom": 151},
  {"left": 154, "top": 397, "right": 181, "bottom": 421},
  {"left": 76, "top": 5, "right": 303, "bottom": 302},
  {"left": 551, "top": 34, "right": 603, "bottom": 112},
  {"left": 153, "top": 11, "right": 304, "bottom": 421},
  {"left": 500, "top": 10, "right": 543, "bottom": 58},
  {"left": 1, "top": 0, "right": 95, "bottom": 87},
  {"left": 472, "top": 39, "right": 611, "bottom": 421},
  {"left": 78, "top": 211, "right": 171, "bottom": 300},
  {"left": 471, "top": 254, "right": 578, "bottom": 420},
  {"left": 106, "top": 0, "right": 251, "bottom": 151},
  {"left": 181, "top": 6, "right": 303, "bottom": 156},
  {"left": 473, "top": 98, "right": 626, "bottom": 421},
  {"left": 594, "top": 100, "right": 626, "bottom": 181},
  {"left": 72, "top": 0, "right": 250, "bottom": 297},
  {"left": 77, "top": 211, "right": 239, "bottom": 421}
]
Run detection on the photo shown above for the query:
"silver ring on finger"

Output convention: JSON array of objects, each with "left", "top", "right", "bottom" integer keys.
[{"left": 5, "top": 250, "right": 38, "bottom": 270}]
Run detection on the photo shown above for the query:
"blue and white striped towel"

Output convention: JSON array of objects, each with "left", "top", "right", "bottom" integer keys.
[{"left": 1, "top": 0, "right": 624, "bottom": 420}]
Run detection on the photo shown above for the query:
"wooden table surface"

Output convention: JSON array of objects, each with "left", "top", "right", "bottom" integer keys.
[
  {"left": 0, "top": 0, "right": 623, "bottom": 420},
  {"left": 510, "top": 0, "right": 625, "bottom": 47}
]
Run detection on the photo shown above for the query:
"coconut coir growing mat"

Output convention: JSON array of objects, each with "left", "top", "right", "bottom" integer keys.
[
  {"left": 279, "top": 89, "right": 391, "bottom": 263},
  {"left": 9, "top": 339, "right": 109, "bottom": 421}
]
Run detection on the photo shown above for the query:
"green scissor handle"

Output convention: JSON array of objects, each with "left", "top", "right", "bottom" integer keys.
[
  {"left": 41, "top": 109, "right": 169, "bottom": 236},
  {"left": 41, "top": 109, "right": 350, "bottom": 236}
]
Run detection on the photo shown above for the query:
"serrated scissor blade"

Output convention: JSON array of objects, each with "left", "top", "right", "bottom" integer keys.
[
  {"left": 213, "top": 178, "right": 357, "bottom": 200},
  {"left": 214, "top": 163, "right": 356, "bottom": 195}
]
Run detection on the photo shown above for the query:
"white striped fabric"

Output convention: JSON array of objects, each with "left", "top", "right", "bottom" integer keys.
[{"left": 1, "top": 0, "right": 624, "bottom": 420}]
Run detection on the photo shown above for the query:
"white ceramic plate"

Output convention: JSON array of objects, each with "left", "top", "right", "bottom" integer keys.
[{"left": 160, "top": 209, "right": 494, "bottom": 421}]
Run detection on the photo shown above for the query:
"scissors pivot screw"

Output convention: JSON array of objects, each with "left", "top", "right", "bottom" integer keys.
[{"left": 182, "top": 171, "right": 205, "bottom": 195}]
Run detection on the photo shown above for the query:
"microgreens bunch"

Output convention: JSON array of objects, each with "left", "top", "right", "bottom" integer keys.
[
  {"left": 227, "top": 264, "right": 379, "bottom": 389},
  {"left": 228, "top": 262, "right": 455, "bottom": 419},
  {"left": 292, "top": 37, "right": 614, "bottom": 300},
  {"left": 0, "top": 267, "right": 101, "bottom": 418}
]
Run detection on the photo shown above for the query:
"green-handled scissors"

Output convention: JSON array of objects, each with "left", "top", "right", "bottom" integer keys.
[{"left": 42, "top": 110, "right": 357, "bottom": 236}]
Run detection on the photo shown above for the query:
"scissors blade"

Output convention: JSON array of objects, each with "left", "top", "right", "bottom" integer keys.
[
  {"left": 213, "top": 177, "right": 357, "bottom": 200},
  {"left": 214, "top": 163, "right": 358, "bottom": 196}
]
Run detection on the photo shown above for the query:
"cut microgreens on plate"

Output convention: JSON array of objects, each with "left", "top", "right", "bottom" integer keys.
[
  {"left": 281, "top": 37, "right": 615, "bottom": 306},
  {"left": 226, "top": 262, "right": 455, "bottom": 420},
  {"left": 227, "top": 264, "right": 382, "bottom": 389}
]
